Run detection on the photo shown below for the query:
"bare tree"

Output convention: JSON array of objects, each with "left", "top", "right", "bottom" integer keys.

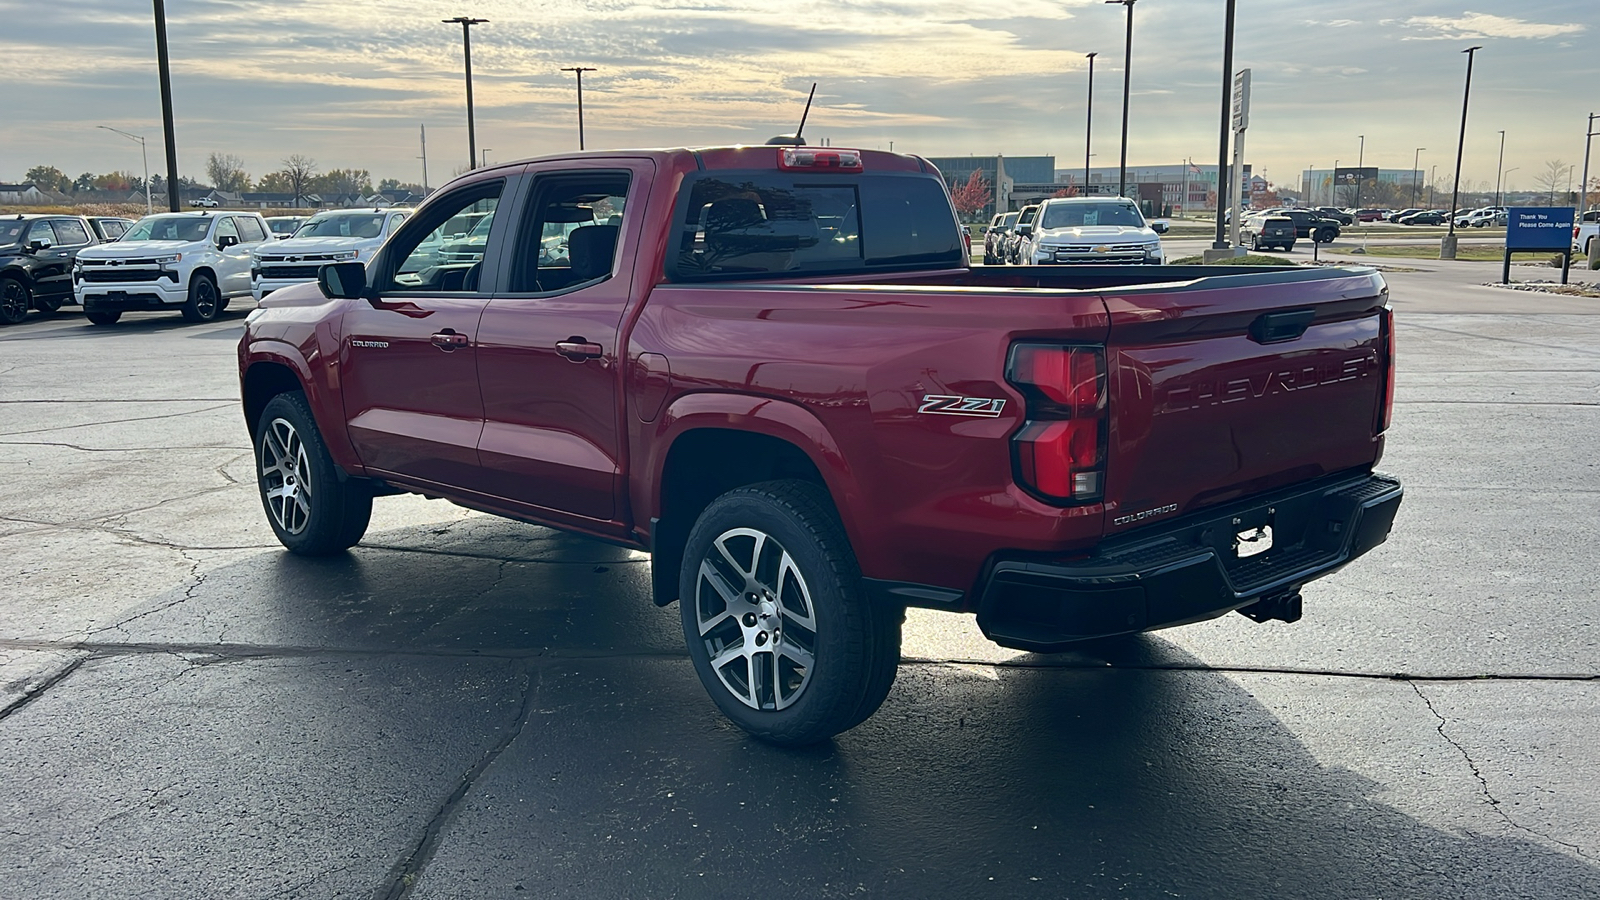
[
  {"left": 1533, "top": 159, "right": 1573, "bottom": 205},
  {"left": 206, "top": 153, "right": 251, "bottom": 192},
  {"left": 281, "top": 154, "right": 318, "bottom": 206}
]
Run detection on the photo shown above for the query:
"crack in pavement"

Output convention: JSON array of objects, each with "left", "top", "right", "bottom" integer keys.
[
  {"left": 0, "top": 403, "right": 235, "bottom": 437},
  {"left": 1410, "top": 682, "right": 1592, "bottom": 860},
  {"left": 0, "top": 439, "right": 249, "bottom": 452},
  {"left": 376, "top": 664, "right": 539, "bottom": 900},
  {"left": 0, "top": 514, "right": 276, "bottom": 553},
  {"left": 92, "top": 550, "right": 213, "bottom": 642},
  {"left": 0, "top": 398, "right": 238, "bottom": 404},
  {"left": 0, "top": 653, "right": 88, "bottom": 724}
]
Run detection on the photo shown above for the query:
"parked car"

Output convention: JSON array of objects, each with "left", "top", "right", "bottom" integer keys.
[
  {"left": 1006, "top": 203, "right": 1040, "bottom": 264},
  {"left": 1020, "top": 196, "right": 1165, "bottom": 264},
  {"left": 1258, "top": 208, "right": 1341, "bottom": 243},
  {"left": 239, "top": 143, "right": 1402, "bottom": 745},
  {"left": 264, "top": 216, "right": 306, "bottom": 239},
  {"left": 1576, "top": 209, "right": 1599, "bottom": 255},
  {"left": 1386, "top": 208, "right": 1423, "bottom": 223},
  {"left": 983, "top": 211, "right": 1018, "bottom": 265},
  {"left": 1397, "top": 210, "right": 1445, "bottom": 226},
  {"left": 1352, "top": 208, "right": 1386, "bottom": 222},
  {"left": 251, "top": 208, "right": 409, "bottom": 300},
  {"left": 74, "top": 211, "right": 273, "bottom": 325},
  {"left": 1455, "top": 207, "right": 1506, "bottom": 228},
  {"left": 0, "top": 214, "right": 108, "bottom": 324},
  {"left": 1241, "top": 213, "right": 1297, "bottom": 252},
  {"left": 191, "top": 196, "right": 220, "bottom": 209},
  {"left": 1314, "top": 207, "right": 1354, "bottom": 226}
]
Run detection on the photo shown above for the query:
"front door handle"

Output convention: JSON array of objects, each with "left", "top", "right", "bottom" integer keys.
[
  {"left": 431, "top": 330, "right": 470, "bottom": 350},
  {"left": 556, "top": 339, "right": 604, "bottom": 362}
]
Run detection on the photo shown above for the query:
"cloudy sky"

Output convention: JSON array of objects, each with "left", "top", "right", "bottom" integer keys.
[{"left": 2, "top": 1, "right": 1594, "bottom": 193}]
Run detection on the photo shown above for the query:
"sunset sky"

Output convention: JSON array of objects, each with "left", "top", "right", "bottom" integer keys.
[{"left": 3, "top": 1, "right": 1595, "bottom": 193}]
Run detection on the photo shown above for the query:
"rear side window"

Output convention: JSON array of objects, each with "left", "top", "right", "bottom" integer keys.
[
  {"left": 237, "top": 217, "right": 267, "bottom": 243},
  {"left": 51, "top": 219, "right": 91, "bottom": 245},
  {"left": 670, "top": 171, "right": 961, "bottom": 280}
]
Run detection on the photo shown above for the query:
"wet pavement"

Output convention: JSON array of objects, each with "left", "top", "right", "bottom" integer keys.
[{"left": 2, "top": 287, "right": 1597, "bottom": 899}]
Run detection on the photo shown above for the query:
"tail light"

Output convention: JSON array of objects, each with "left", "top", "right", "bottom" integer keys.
[
  {"left": 778, "top": 148, "right": 864, "bottom": 171},
  {"left": 1007, "top": 343, "right": 1107, "bottom": 502},
  {"left": 1378, "top": 306, "right": 1395, "bottom": 433}
]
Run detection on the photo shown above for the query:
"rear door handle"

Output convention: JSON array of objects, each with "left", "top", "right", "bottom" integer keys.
[
  {"left": 556, "top": 339, "right": 604, "bottom": 362},
  {"left": 431, "top": 330, "right": 470, "bottom": 350}
]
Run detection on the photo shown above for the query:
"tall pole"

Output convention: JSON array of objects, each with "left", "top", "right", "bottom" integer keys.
[
  {"left": 1107, "top": 0, "right": 1136, "bottom": 198},
  {"left": 1085, "top": 52, "right": 1096, "bottom": 193},
  {"left": 151, "top": 0, "right": 180, "bottom": 212},
  {"left": 1212, "top": 0, "right": 1237, "bottom": 249},
  {"left": 98, "top": 126, "right": 152, "bottom": 216},
  {"left": 444, "top": 17, "right": 489, "bottom": 170},
  {"left": 1579, "top": 113, "right": 1597, "bottom": 223},
  {"left": 1354, "top": 134, "right": 1364, "bottom": 212},
  {"left": 419, "top": 124, "right": 429, "bottom": 193},
  {"left": 1444, "top": 45, "right": 1482, "bottom": 258},
  {"left": 1412, "top": 147, "right": 1425, "bottom": 208},
  {"left": 1494, "top": 130, "right": 1505, "bottom": 207},
  {"left": 562, "top": 67, "right": 597, "bottom": 150}
]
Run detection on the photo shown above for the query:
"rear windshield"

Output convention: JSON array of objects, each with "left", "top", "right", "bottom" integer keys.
[{"left": 669, "top": 171, "right": 962, "bottom": 281}]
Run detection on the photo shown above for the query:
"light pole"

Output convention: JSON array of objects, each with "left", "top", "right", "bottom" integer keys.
[
  {"left": 1211, "top": 0, "right": 1237, "bottom": 251},
  {"left": 1084, "top": 52, "right": 1097, "bottom": 192},
  {"left": 1106, "top": 0, "right": 1135, "bottom": 198},
  {"left": 1443, "top": 45, "right": 1483, "bottom": 258},
  {"left": 1502, "top": 167, "right": 1518, "bottom": 204},
  {"left": 1579, "top": 113, "right": 1598, "bottom": 223},
  {"left": 98, "top": 125, "right": 152, "bottom": 216},
  {"left": 1494, "top": 130, "right": 1505, "bottom": 207},
  {"left": 419, "top": 124, "right": 429, "bottom": 193},
  {"left": 443, "top": 16, "right": 489, "bottom": 170},
  {"left": 481, "top": 148, "right": 492, "bottom": 167},
  {"left": 1412, "top": 147, "right": 1425, "bottom": 208},
  {"left": 1429, "top": 164, "right": 1437, "bottom": 207},
  {"left": 151, "top": 0, "right": 181, "bottom": 211},
  {"left": 1353, "top": 134, "right": 1364, "bottom": 211},
  {"left": 561, "top": 66, "right": 597, "bottom": 150}
]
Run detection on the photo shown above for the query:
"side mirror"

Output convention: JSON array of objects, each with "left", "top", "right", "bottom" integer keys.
[
  {"left": 1150, "top": 222, "right": 1169, "bottom": 234},
  {"left": 25, "top": 240, "right": 49, "bottom": 253},
  {"left": 318, "top": 261, "right": 368, "bottom": 300},
  {"left": 1017, "top": 223, "right": 1034, "bottom": 237},
  {"left": 218, "top": 234, "right": 239, "bottom": 249}
]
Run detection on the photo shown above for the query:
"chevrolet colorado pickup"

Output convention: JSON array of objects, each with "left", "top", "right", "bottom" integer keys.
[{"left": 239, "top": 144, "right": 1403, "bottom": 745}]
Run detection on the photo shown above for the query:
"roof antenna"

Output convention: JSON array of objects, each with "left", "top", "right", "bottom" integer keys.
[{"left": 766, "top": 82, "right": 816, "bottom": 146}]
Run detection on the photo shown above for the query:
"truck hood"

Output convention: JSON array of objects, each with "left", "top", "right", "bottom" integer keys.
[
  {"left": 76, "top": 239, "right": 196, "bottom": 259},
  {"left": 1035, "top": 225, "right": 1157, "bottom": 242},
  {"left": 256, "top": 236, "right": 377, "bottom": 256}
]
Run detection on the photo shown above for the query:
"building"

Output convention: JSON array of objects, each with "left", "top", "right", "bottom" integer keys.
[
  {"left": 1049, "top": 163, "right": 1253, "bottom": 214},
  {"left": 925, "top": 155, "right": 1056, "bottom": 219},
  {"left": 1301, "top": 168, "right": 1430, "bottom": 208}
]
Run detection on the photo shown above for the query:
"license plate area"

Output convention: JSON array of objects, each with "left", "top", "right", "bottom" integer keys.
[
  {"left": 1235, "top": 524, "right": 1273, "bottom": 558},
  {"left": 1225, "top": 507, "right": 1276, "bottom": 560}
]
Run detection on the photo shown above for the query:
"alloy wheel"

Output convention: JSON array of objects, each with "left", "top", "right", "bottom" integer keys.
[
  {"left": 693, "top": 527, "right": 819, "bottom": 711},
  {"left": 0, "top": 280, "right": 28, "bottom": 323},
  {"left": 259, "top": 416, "right": 312, "bottom": 534}
]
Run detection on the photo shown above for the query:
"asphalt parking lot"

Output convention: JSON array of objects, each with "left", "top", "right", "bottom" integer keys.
[{"left": 3, "top": 263, "right": 1598, "bottom": 898}]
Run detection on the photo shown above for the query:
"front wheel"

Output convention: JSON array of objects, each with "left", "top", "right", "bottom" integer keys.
[
  {"left": 680, "top": 480, "right": 900, "bottom": 746},
  {"left": 181, "top": 273, "right": 221, "bottom": 323},
  {"left": 1315, "top": 228, "right": 1337, "bottom": 244},
  {"left": 255, "top": 391, "right": 372, "bottom": 555},
  {"left": 0, "top": 277, "right": 30, "bottom": 325},
  {"left": 85, "top": 310, "right": 122, "bottom": 326}
]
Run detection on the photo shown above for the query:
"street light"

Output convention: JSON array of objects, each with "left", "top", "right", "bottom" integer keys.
[
  {"left": 152, "top": 0, "right": 181, "bottom": 211},
  {"left": 1084, "top": 52, "right": 1097, "bottom": 192},
  {"left": 1354, "top": 134, "right": 1364, "bottom": 211},
  {"left": 1106, "top": 0, "right": 1136, "bottom": 198},
  {"left": 561, "top": 66, "right": 597, "bottom": 150},
  {"left": 1444, "top": 45, "right": 1483, "bottom": 258},
  {"left": 1579, "top": 113, "right": 1598, "bottom": 223},
  {"left": 98, "top": 125, "right": 152, "bottom": 216},
  {"left": 1412, "top": 147, "right": 1425, "bottom": 208},
  {"left": 1502, "top": 167, "right": 1519, "bottom": 202},
  {"left": 443, "top": 16, "right": 489, "bottom": 170},
  {"left": 1211, "top": 0, "right": 1237, "bottom": 251},
  {"left": 1494, "top": 130, "right": 1506, "bottom": 208}
]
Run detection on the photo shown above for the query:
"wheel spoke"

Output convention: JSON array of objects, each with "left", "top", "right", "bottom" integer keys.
[
  {"left": 776, "top": 552, "right": 816, "bottom": 631},
  {"left": 709, "top": 641, "right": 747, "bottom": 671},
  {"left": 697, "top": 607, "right": 733, "bottom": 638},
  {"left": 777, "top": 641, "right": 813, "bottom": 670},
  {"left": 713, "top": 532, "right": 757, "bottom": 582}
]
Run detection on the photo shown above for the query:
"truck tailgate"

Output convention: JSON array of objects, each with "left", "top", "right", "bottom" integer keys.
[{"left": 1100, "top": 268, "right": 1390, "bottom": 531}]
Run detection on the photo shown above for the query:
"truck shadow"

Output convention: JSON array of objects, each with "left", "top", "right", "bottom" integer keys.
[{"left": 104, "top": 517, "right": 1600, "bottom": 898}]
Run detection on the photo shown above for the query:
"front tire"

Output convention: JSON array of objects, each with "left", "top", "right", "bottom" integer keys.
[
  {"left": 0, "top": 277, "right": 30, "bottom": 325},
  {"left": 680, "top": 480, "right": 900, "bottom": 746},
  {"left": 255, "top": 391, "right": 372, "bottom": 555},
  {"left": 181, "top": 273, "right": 221, "bottom": 323},
  {"left": 1315, "top": 228, "right": 1337, "bottom": 244},
  {"left": 85, "top": 310, "right": 122, "bottom": 326}
]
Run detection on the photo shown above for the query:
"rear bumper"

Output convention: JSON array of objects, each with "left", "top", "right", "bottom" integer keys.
[{"left": 975, "top": 471, "right": 1403, "bottom": 652}]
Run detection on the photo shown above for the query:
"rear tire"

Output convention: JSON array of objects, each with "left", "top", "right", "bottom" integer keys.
[
  {"left": 254, "top": 391, "right": 372, "bottom": 555},
  {"left": 1315, "top": 228, "right": 1337, "bottom": 244},
  {"left": 0, "top": 277, "right": 30, "bottom": 325},
  {"left": 181, "top": 273, "right": 221, "bottom": 323},
  {"left": 86, "top": 310, "right": 122, "bottom": 326},
  {"left": 680, "top": 480, "right": 900, "bottom": 746},
  {"left": 36, "top": 295, "right": 63, "bottom": 314}
]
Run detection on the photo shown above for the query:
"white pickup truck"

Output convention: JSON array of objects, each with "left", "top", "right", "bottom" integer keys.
[
  {"left": 73, "top": 211, "right": 272, "bottom": 325},
  {"left": 1576, "top": 210, "right": 1599, "bottom": 255},
  {"left": 250, "top": 208, "right": 408, "bottom": 300}
]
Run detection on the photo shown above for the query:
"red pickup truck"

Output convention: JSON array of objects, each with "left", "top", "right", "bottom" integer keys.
[{"left": 239, "top": 144, "right": 1402, "bottom": 745}]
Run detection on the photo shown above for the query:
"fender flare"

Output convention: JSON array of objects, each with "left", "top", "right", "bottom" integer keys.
[{"left": 240, "top": 338, "right": 364, "bottom": 474}]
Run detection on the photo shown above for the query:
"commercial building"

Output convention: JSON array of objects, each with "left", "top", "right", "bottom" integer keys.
[{"left": 926, "top": 156, "right": 1252, "bottom": 219}]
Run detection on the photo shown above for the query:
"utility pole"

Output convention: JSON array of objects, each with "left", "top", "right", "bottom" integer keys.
[
  {"left": 1412, "top": 147, "right": 1425, "bottom": 208},
  {"left": 1443, "top": 45, "right": 1483, "bottom": 259},
  {"left": 561, "top": 66, "right": 597, "bottom": 150},
  {"left": 443, "top": 16, "right": 489, "bottom": 169},
  {"left": 98, "top": 126, "right": 152, "bottom": 216},
  {"left": 1084, "top": 52, "right": 1097, "bottom": 192},
  {"left": 1106, "top": 0, "right": 1136, "bottom": 198},
  {"left": 418, "top": 124, "right": 429, "bottom": 193},
  {"left": 151, "top": 0, "right": 181, "bottom": 211},
  {"left": 1494, "top": 130, "right": 1505, "bottom": 207},
  {"left": 1210, "top": 0, "right": 1237, "bottom": 252}
]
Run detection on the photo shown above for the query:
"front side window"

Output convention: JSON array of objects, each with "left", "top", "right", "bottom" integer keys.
[
  {"left": 509, "top": 172, "right": 631, "bottom": 293},
  {"left": 385, "top": 181, "right": 503, "bottom": 292},
  {"left": 27, "top": 220, "right": 58, "bottom": 246},
  {"left": 387, "top": 213, "right": 407, "bottom": 235},
  {"left": 214, "top": 217, "right": 240, "bottom": 243}
]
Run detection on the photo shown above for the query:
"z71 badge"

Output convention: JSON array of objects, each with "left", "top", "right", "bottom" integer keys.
[{"left": 918, "top": 394, "right": 1007, "bottom": 417}]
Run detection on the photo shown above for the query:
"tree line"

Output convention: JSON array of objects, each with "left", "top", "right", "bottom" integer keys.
[{"left": 21, "top": 153, "right": 423, "bottom": 201}]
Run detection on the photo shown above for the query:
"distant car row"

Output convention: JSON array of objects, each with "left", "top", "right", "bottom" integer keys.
[{"left": 981, "top": 197, "right": 1167, "bottom": 266}]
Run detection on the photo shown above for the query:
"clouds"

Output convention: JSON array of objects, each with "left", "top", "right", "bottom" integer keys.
[{"left": 1390, "top": 11, "right": 1587, "bottom": 41}]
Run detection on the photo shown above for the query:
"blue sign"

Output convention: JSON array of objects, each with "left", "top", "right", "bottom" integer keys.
[{"left": 1506, "top": 207, "right": 1576, "bottom": 251}]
